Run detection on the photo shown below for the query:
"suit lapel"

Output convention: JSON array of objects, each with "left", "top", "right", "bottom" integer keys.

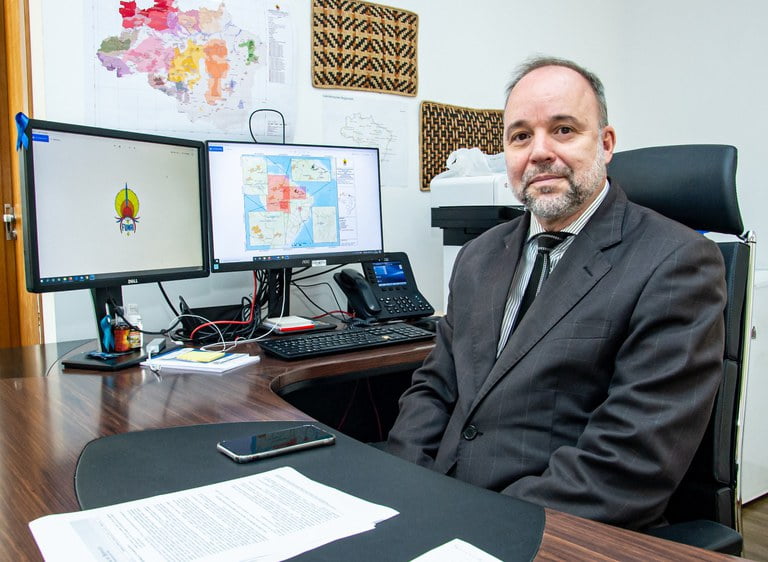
[
  {"left": 469, "top": 215, "right": 530, "bottom": 384},
  {"left": 469, "top": 186, "right": 629, "bottom": 412},
  {"left": 488, "top": 216, "right": 531, "bottom": 348}
]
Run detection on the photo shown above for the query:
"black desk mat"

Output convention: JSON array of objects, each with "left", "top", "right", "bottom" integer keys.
[{"left": 76, "top": 422, "right": 544, "bottom": 560}]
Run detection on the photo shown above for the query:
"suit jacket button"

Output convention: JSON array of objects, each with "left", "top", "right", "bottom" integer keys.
[{"left": 462, "top": 424, "right": 478, "bottom": 440}]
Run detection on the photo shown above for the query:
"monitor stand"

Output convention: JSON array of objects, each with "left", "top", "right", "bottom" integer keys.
[
  {"left": 266, "top": 268, "right": 292, "bottom": 318},
  {"left": 62, "top": 287, "right": 146, "bottom": 372},
  {"left": 62, "top": 350, "right": 146, "bottom": 372}
]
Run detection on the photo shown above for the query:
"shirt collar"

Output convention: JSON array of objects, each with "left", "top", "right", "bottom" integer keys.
[{"left": 528, "top": 180, "right": 610, "bottom": 240}]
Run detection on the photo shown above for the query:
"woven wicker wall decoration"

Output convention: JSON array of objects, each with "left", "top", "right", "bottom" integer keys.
[
  {"left": 312, "top": 0, "right": 418, "bottom": 96},
  {"left": 420, "top": 101, "right": 504, "bottom": 191}
]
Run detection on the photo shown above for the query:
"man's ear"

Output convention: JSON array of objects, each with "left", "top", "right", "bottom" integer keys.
[{"left": 602, "top": 126, "right": 617, "bottom": 164}]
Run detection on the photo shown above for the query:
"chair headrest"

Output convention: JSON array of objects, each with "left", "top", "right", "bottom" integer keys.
[{"left": 607, "top": 145, "right": 743, "bottom": 235}]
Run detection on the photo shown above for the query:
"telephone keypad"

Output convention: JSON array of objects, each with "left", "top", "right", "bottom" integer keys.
[{"left": 379, "top": 293, "right": 431, "bottom": 316}]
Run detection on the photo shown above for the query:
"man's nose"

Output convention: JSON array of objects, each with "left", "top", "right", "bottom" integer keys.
[{"left": 529, "top": 134, "right": 555, "bottom": 163}]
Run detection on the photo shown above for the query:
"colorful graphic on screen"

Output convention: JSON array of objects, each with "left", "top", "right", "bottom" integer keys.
[
  {"left": 115, "top": 183, "right": 140, "bottom": 236},
  {"left": 242, "top": 155, "right": 340, "bottom": 251}
]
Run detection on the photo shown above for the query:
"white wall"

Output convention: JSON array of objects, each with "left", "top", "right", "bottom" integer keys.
[
  {"left": 30, "top": 0, "right": 768, "bottom": 496},
  {"left": 35, "top": 0, "right": 768, "bottom": 337}
]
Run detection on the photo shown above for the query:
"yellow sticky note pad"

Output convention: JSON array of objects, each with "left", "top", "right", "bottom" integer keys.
[{"left": 176, "top": 350, "right": 226, "bottom": 363}]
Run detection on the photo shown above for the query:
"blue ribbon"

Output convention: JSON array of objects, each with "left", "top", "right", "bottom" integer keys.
[
  {"left": 15, "top": 112, "right": 29, "bottom": 150},
  {"left": 100, "top": 313, "right": 114, "bottom": 352}
]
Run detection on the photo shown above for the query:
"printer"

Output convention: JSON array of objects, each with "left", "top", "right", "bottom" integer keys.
[{"left": 430, "top": 172, "right": 524, "bottom": 311}]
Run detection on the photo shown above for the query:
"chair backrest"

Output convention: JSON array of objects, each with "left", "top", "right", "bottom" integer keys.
[
  {"left": 607, "top": 145, "right": 743, "bottom": 235},
  {"left": 607, "top": 145, "right": 753, "bottom": 531}
]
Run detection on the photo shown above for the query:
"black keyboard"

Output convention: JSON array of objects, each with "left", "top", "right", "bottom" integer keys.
[{"left": 258, "top": 323, "right": 436, "bottom": 360}]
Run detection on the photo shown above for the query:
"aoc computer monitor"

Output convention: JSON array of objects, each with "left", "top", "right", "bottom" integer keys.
[{"left": 206, "top": 140, "right": 384, "bottom": 314}]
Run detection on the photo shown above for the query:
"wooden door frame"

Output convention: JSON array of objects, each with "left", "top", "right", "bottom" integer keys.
[{"left": 1, "top": 0, "right": 41, "bottom": 348}]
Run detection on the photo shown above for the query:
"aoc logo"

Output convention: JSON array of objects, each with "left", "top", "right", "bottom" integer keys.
[{"left": 115, "top": 184, "right": 140, "bottom": 236}]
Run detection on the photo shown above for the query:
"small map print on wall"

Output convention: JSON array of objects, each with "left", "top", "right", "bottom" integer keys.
[{"left": 323, "top": 94, "right": 410, "bottom": 188}]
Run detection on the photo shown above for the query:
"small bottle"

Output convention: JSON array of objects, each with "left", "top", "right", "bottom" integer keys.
[
  {"left": 124, "top": 303, "right": 143, "bottom": 350},
  {"left": 113, "top": 322, "right": 132, "bottom": 352}
]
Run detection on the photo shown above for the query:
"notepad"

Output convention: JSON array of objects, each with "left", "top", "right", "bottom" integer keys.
[
  {"left": 175, "top": 350, "right": 226, "bottom": 363},
  {"left": 140, "top": 347, "right": 260, "bottom": 374}
]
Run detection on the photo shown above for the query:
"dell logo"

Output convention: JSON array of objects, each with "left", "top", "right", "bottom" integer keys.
[{"left": 127, "top": 278, "right": 138, "bottom": 284}]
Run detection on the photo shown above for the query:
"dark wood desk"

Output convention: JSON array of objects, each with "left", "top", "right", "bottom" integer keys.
[{"left": 0, "top": 340, "right": 736, "bottom": 561}]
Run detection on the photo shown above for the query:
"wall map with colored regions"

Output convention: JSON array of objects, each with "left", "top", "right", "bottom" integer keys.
[{"left": 95, "top": 0, "right": 276, "bottom": 128}]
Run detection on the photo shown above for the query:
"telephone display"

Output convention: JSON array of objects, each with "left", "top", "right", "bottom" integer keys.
[
  {"left": 371, "top": 261, "right": 408, "bottom": 287},
  {"left": 334, "top": 252, "right": 434, "bottom": 321}
]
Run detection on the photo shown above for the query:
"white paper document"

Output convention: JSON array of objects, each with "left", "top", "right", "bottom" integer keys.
[
  {"left": 30, "top": 467, "right": 398, "bottom": 562},
  {"left": 411, "top": 538, "right": 502, "bottom": 561}
]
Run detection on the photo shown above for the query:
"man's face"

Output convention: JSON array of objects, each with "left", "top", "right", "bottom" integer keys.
[{"left": 503, "top": 66, "right": 616, "bottom": 229}]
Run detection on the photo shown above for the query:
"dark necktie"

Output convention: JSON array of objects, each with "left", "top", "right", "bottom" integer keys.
[{"left": 513, "top": 231, "right": 572, "bottom": 330}]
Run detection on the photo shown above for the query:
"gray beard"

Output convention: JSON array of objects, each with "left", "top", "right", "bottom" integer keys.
[{"left": 517, "top": 150, "right": 605, "bottom": 221}]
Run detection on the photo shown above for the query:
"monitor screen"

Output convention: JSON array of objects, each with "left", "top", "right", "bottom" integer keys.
[
  {"left": 206, "top": 141, "right": 384, "bottom": 271},
  {"left": 20, "top": 119, "right": 209, "bottom": 293}
]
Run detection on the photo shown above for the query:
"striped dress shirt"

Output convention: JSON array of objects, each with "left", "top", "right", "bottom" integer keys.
[{"left": 496, "top": 181, "right": 610, "bottom": 356}]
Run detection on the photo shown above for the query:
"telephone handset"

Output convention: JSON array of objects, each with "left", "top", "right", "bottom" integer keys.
[
  {"left": 334, "top": 252, "right": 434, "bottom": 321},
  {"left": 335, "top": 269, "right": 382, "bottom": 315}
]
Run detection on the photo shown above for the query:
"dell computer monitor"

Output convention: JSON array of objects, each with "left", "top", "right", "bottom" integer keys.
[
  {"left": 206, "top": 141, "right": 384, "bottom": 314},
  {"left": 20, "top": 119, "right": 209, "bottom": 369}
]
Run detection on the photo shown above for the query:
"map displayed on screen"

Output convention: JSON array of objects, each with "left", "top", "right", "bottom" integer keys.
[
  {"left": 207, "top": 141, "right": 383, "bottom": 269},
  {"left": 241, "top": 155, "right": 339, "bottom": 250}
]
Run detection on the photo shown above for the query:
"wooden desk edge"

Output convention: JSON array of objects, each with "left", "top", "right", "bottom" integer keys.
[
  {"left": 0, "top": 340, "right": 742, "bottom": 561},
  {"left": 539, "top": 509, "right": 739, "bottom": 560}
]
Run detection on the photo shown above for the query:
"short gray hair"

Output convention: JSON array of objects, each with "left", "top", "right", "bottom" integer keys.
[{"left": 505, "top": 56, "right": 609, "bottom": 128}]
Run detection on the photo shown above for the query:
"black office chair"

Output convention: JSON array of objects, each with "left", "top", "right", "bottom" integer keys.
[{"left": 607, "top": 145, "right": 754, "bottom": 555}]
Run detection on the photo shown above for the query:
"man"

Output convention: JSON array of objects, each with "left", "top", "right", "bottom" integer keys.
[{"left": 387, "top": 56, "right": 726, "bottom": 530}]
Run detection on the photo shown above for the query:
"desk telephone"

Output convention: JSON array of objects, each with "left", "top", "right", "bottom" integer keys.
[{"left": 334, "top": 252, "right": 434, "bottom": 321}]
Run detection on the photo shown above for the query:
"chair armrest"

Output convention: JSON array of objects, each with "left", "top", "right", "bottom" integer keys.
[{"left": 643, "top": 520, "right": 742, "bottom": 555}]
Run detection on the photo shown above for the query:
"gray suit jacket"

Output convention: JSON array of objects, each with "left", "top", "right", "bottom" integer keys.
[{"left": 387, "top": 184, "right": 726, "bottom": 530}]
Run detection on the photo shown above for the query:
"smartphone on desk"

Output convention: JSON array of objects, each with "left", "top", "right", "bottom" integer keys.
[{"left": 217, "top": 424, "right": 336, "bottom": 463}]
